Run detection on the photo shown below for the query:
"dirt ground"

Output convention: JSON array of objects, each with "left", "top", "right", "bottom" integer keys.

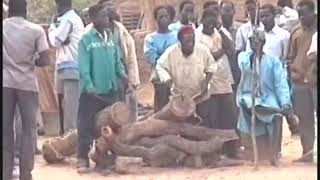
[{"left": 32, "top": 83, "right": 318, "bottom": 180}]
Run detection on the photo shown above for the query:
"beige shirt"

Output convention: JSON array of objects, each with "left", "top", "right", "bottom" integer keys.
[
  {"left": 195, "top": 29, "right": 234, "bottom": 95},
  {"left": 156, "top": 43, "right": 217, "bottom": 102},
  {"left": 3, "top": 17, "right": 50, "bottom": 92}
]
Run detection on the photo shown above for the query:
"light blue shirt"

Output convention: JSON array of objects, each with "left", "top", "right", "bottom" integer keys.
[
  {"left": 236, "top": 51, "right": 291, "bottom": 136},
  {"left": 143, "top": 31, "right": 178, "bottom": 65}
]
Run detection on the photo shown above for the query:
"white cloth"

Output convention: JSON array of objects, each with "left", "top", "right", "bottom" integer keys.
[
  {"left": 48, "top": 10, "right": 84, "bottom": 65},
  {"left": 168, "top": 21, "right": 196, "bottom": 33},
  {"left": 307, "top": 32, "right": 317, "bottom": 56},
  {"left": 261, "top": 25, "right": 290, "bottom": 61},
  {"left": 275, "top": 6, "right": 299, "bottom": 33},
  {"left": 196, "top": 24, "right": 233, "bottom": 40},
  {"left": 235, "top": 21, "right": 264, "bottom": 52}
]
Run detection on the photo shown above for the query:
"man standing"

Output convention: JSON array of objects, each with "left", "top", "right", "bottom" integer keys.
[
  {"left": 195, "top": 9, "right": 239, "bottom": 158},
  {"left": 156, "top": 25, "right": 217, "bottom": 126},
  {"left": 3, "top": 0, "right": 52, "bottom": 179},
  {"left": 48, "top": 0, "right": 84, "bottom": 135},
  {"left": 220, "top": 0, "right": 242, "bottom": 95},
  {"left": 169, "top": 0, "right": 196, "bottom": 32},
  {"left": 237, "top": 31, "right": 292, "bottom": 166},
  {"left": 76, "top": 4, "right": 128, "bottom": 174},
  {"left": 84, "top": 2, "right": 140, "bottom": 117},
  {"left": 288, "top": 0, "right": 317, "bottom": 163},
  {"left": 235, "top": 0, "right": 264, "bottom": 56},
  {"left": 144, "top": 5, "right": 178, "bottom": 112},
  {"left": 259, "top": 4, "right": 299, "bottom": 136},
  {"left": 220, "top": 1, "right": 242, "bottom": 42}
]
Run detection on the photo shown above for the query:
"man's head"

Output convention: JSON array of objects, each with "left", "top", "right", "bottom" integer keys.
[
  {"left": 179, "top": 0, "right": 195, "bottom": 23},
  {"left": 259, "top": 4, "right": 276, "bottom": 30},
  {"left": 167, "top": 5, "right": 176, "bottom": 22},
  {"left": 178, "top": 26, "right": 195, "bottom": 56},
  {"left": 203, "top": 0, "right": 220, "bottom": 14},
  {"left": 249, "top": 30, "right": 265, "bottom": 52},
  {"left": 55, "top": 0, "right": 72, "bottom": 15},
  {"left": 277, "top": 0, "right": 293, "bottom": 8},
  {"left": 8, "top": 0, "right": 27, "bottom": 18},
  {"left": 220, "top": 1, "right": 236, "bottom": 25},
  {"left": 98, "top": 0, "right": 120, "bottom": 21},
  {"left": 245, "top": 0, "right": 258, "bottom": 21},
  {"left": 201, "top": 9, "right": 219, "bottom": 35},
  {"left": 89, "top": 3, "right": 113, "bottom": 31},
  {"left": 297, "top": 0, "right": 315, "bottom": 27},
  {"left": 154, "top": 6, "right": 172, "bottom": 30}
]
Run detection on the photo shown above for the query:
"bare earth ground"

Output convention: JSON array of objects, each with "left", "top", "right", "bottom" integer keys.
[{"left": 33, "top": 83, "right": 318, "bottom": 180}]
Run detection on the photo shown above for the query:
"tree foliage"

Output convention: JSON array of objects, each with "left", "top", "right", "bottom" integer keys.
[{"left": 27, "top": 0, "right": 98, "bottom": 24}]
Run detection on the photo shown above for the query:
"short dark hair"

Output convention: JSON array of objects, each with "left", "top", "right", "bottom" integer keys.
[
  {"left": 201, "top": 8, "right": 219, "bottom": 20},
  {"left": 260, "top": 4, "right": 276, "bottom": 15},
  {"left": 8, "top": 0, "right": 27, "bottom": 18},
  {"left": 88, "top": 3, "right": 106, "bottom": 19},
  {"left": 203, "top": 0, "right": 219, "bottom": 9},
  {"left": 167, "top": 5, "right": 176, "bottom": 21},
  {"left": 55, "top": 0, "right": 72, "bottom": 7},
  {"left": 220, "top": 0, "right": 235, "bottom": 10},
  {"left": 153, "top": 5, "right": 168, "bottom": 19},
  {"left": 297, "top": 0, "right": 315, "bottom": 12},
  {"left": 245, "top": 0, "right": 257, "bottom": 6},
  {"left": 179, "top": 0, "right": 194, "bottom": 12},
  {"left": 277, "top": 0, "right": 293, "bottom": 8},
  {"left": 98, "top": 0, "right": 112, "bottom": 4}
]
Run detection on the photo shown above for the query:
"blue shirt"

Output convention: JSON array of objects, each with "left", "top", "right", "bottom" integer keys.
[
  {"left": 143, "top": 31, "right": 178, "bottom": 65},
  {"left": 236, "top": 51, "right": 291, "bottom": 136}
]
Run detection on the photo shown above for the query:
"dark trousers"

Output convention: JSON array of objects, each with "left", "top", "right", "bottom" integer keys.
[
  {"left": 292, "top": 83, "right": 315, "bottom": 156},
  {"left": 196, "top": 98, "right": 211, "bottom": 127},
  {"left": 77, "top": 93, "right": 117, "bottom": 161},
  {"left": 153, "top": 82, "right": 171, "bottom": 112},
  {"left": 3, "top": 87, "right": 38, "bottom": 180},
  {"left": 208, "top": 93, "right": 239, "bottom": 156}
]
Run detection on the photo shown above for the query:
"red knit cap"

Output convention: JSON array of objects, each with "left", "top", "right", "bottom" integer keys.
[{"left": 177, "top": 25, "right": 194, "bottom": 41}]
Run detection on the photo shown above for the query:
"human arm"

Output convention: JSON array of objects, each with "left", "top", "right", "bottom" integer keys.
[
  {"left": 155, "top": 49, "right": 172, "bottom": 86},
  {"left": 143, "top": 35, "right": 159, "bottom": 66},
  {"left": 235, "top": 27, "right": 246, "bottom": 56},
  {"left": 194, "top": 47, "right": 217, "bottom": 102},
  {"left": 120, "top": 24, "right": 140, "bottom": 87},
  {"left": 219, "top": 28, "right": 235, "bottom": 59},
  {"left": 35, "top": 27, "right": 52, "bottom": 67},
  {"left": 115, "top": 48, "right": 129, "bottom": 87},
  {"left": 78, "top": 39, "right": 94, "bottom": 93},
  {"left": 307, "top": 32, "right": 317, "bottom": 62},
  {"left": 48, "top": 18, "right": 72, "bottom": 48},
  {"left": 281, "top": 31, "right": 290, "bottom": 62},
  {"left": 273, "top": 58, "right": 292, "bottom": 110}
]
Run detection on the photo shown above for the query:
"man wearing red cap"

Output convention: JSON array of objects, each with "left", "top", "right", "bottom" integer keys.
[{"left": 156, "top": 25, "right": 217, "bottom": 124}]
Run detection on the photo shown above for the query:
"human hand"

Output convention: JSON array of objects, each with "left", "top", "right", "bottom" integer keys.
[
  {"left": 63, "top": 37, "right": 71, "bottom": 45},
  {"left": 281, "top": 104, "right": 292, "bottom": 115},
  {"left": 164, "top": 79, "right": 173, "bottom": 88},
  {"left": 52, "top": 15, "right": 59, "bottom": 24}
]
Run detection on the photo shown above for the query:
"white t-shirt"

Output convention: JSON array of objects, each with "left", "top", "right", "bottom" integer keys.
[{"left": 307, "top": 32, "right": 317, "bottom": 56}]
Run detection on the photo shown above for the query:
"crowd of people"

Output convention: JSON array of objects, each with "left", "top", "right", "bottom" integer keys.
[{"left": 2, "top": 0, "right": 317, "bottom": 179}]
